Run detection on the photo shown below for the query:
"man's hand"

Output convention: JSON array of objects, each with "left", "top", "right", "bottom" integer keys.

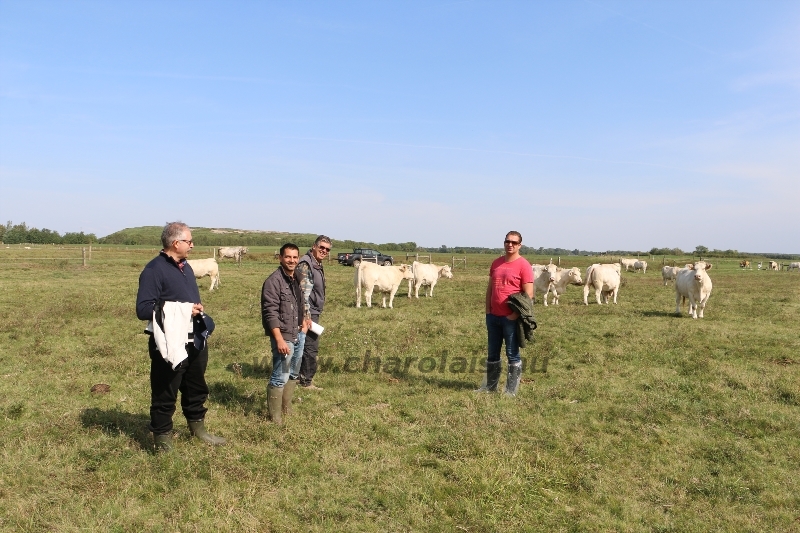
[
  {"left": 191, "top": 303, "right": 204, "bottom": 316},
  {"left": 507, "top": 311, "right": 520, "bottom": 321},
  {"left": 276, "top": 338, "right": 290, "bottom": 355},
  {"left": 302, "top": 318, "right": 312, "bottom": 333}
]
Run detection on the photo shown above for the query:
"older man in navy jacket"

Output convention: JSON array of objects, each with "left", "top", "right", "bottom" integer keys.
[{"left": 136, "top": 222, "right": 225, "bottom": 452}]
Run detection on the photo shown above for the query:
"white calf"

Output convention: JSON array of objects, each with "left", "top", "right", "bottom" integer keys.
[
  {"left": 187, "top": 258, "right": 220, "bottom": 291},
  {"left": 546, "top": 267, "right": 583, "bottom": 305},
  {"left": 634, "top": 260, "right": 648, "bottom": 273},
  {"left": 531, "top": 263, "right": 558, "bottom": 305},
  {"left": 584, "top": 263, "right": 621, "bottom": 305},
  {"left": 619, "top": 258, "right": 637, "bottom": 272},
  {"left": 218, "top": 246, "right": 248, "bottom": 262},
  {"left": 355, "top": 262, "right": 412, "bottom": 308},
  {"left": 788, "top": 262, "right": 800, "bottom": 271},
  {"left": 661, "top": 266, "right": 679, "bottom": 286},
  {"left": 411, "top": 262, "right": 453, "bottom": 298}
]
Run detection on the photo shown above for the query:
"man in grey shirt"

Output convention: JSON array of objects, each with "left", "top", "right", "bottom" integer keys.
[{"left": 296, "top": 235, "right": 330, "bottom": 390}]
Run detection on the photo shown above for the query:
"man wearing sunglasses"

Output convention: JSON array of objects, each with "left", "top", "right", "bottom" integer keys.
[
  {"left": 477, "top": 231, "right": 534, "bottom": 396},
  {"left": 296, "top": 235, "right": 331, "bottom": 390}
]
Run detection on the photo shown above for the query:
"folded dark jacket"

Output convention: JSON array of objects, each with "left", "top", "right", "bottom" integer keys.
[{"left": 507, "top": 292, "right": 537, "bottom": 348}]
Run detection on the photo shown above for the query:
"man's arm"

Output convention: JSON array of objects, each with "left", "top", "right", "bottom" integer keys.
[
  {"left": 136, "top": 268, "right": 160, "bottom": 320},
  {"left": 296, "top": 262, "right": 313, "bottom": 321},
  {"left": 261, "top": 277, "right": 282, "bottom": 333},
  {"left": 522, "top": 282, "right": 533, "bottom": 299}
]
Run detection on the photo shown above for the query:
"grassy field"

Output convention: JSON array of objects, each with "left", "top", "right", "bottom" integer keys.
[{"left": 1, "top": 245, "right": 799, "bottom": 532}]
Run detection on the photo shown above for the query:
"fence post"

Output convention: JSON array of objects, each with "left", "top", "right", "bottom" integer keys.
[
  {"left": 82, "top": 247, "right": 86, "bottom": 267},
  {"left": 88, "top": 244, "right": 92, "bottom": 260},
  {"left": 558, "top": 256, "right": 561, "bottom": 266}
]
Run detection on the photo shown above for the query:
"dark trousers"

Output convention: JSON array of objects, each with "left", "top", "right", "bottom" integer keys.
[
  {"left": 148, "top": 337, "right": 209, "bottom": 435},
  {"left": 299, "top": 313, "right": 320, "bottom": 386}
]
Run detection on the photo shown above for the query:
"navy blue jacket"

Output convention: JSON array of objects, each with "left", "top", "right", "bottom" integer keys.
[{"left": 136, "top": 251, "right": 201, "bottom": 321}]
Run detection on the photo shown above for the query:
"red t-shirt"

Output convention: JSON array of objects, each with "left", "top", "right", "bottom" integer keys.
[{"left": 488, "top": 256, "right": 534, "bottom": 316}]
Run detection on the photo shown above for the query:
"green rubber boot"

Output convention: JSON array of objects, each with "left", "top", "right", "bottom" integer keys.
[
  {"left": 282, "top": 379, "right": 298, "bottom": 417},
  {"left": 267, "top": 385, "right": 284, "bottom": 424},
  {"left": 153, "top": 433, "right": 174, "bottom": 453},
  {"left": 187, "top": 419, "right": 226, "bottom": 446}
]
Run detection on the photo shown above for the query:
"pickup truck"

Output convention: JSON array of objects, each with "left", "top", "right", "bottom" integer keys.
[{"left": 337, "top": 248, "right": 394, "bottom": 267}]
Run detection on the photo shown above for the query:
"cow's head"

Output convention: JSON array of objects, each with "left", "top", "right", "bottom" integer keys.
[
  {"left": 439, "top": 265, "right": 453, "bottom": 279},
  {"left": 398, "top": 264, "right": 413, "bottom": 278},
  {"left": 689, "top": 261, "right": 712, "bottom": 280},
  {"left": 568, "top": 267, "right": 582, "bottom": 285}
]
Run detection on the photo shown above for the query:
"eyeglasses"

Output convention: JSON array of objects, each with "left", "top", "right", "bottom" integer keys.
[
  {"left": 504, "top": 240, "right": 521, "bottom": 246},
  {"left": 317, "top": 245, "right": 331, "bottom": 253},
  {"left": 177, "top": 239, "right": 194, "bottom": 245}
]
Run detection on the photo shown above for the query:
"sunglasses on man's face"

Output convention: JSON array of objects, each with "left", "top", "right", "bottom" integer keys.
[
  {"left": 504, "top": 240, "right": 520, "bottom": 246},
  {"left": 317, "top": 245, "right": 331, "bottom": 253}
]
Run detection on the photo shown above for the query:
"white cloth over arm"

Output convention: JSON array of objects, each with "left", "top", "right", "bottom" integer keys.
[{"left": 152, "top": 301, "right": 195, "bottom": 369}]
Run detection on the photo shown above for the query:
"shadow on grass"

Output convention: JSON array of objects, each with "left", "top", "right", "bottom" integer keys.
[
  {"left": 208, "top": 381, "right": 262, "bottom": 416},
  {"left": 225, "top": 361, "right": 270, "bottom": 379},
  {"left": 389, "top": 372, "right": 478, "bottom": 391},
  {"left": 80, "top": 408, "right": 151, "bottom": 450},
  {"left": 641, "top": 309, "right": 679, "bottom": 318}
]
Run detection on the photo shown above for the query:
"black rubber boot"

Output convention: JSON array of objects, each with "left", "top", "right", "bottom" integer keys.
[
  {"left": 153, "top": 433, "right": 173, "bottom": 453},
  {"left": 187, "top": 419, "right": 226, "bottom": 446},
  {"left": 474, "top": 361, "right": 501, "bottom": 393},
  {"left": 504, "top": 363, "right": 522, "bottom": 397}
]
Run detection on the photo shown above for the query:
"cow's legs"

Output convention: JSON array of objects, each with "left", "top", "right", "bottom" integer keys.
[
  {"left": 428, "top": 281, "right": 436, "bottom": 297},
  {"left": 414, "top": 281, "right": 421, "bottom": 298},
  {"left": 388, "top": 286, "right": 399, "bottom": 308},
  {"left": 595, "top": 287, "right": 603, "bottom": 305},
  {"left": 583, "top": 285, "right": 590, "bottom": 305},
  {"left": 365, "top": 287, "right": 373, "bottom": 307},
  {"left": 611, "top": 287, "right": 618, "bottom": 304}
]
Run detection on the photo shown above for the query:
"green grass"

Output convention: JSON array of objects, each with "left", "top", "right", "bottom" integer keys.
[{"left": 1, "top": 247, "right": 799, "bottom": 532}]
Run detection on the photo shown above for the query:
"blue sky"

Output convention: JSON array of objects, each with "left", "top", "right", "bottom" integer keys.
[{"left": 1, "top": 1, "right": 798, "bottom": 252}]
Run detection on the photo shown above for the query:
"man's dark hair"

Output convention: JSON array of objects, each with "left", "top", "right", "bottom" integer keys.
[
  {"left": 161, "top": 222, "right": 190, "bottom": 249},
  {"left": 506, "top": 230, "right": 522, "bottom": 244},
  {"left": 280, "top": 243, "right": 300, "bottom": 256}
]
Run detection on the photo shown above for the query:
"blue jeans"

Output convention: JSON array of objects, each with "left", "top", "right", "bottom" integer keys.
[
  {"left": 269, "top": 332, "right": 306, "bottom": 388},
  {"left": 486, "top": 313, "right": 520, "bottom": 365}
]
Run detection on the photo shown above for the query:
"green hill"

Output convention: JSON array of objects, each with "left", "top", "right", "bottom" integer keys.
[{"left": 98, "top": 226, "right": 324, "bottom": 247}]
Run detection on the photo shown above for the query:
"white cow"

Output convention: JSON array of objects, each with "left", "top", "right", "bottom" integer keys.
[
  {"left": 619, "top": 258, "right": 638, "bottom": 272},
  {"left": 187, "top": 258, "right": 220, "bottom": 291},
  {"left": 218, "top": 246, "right": 248, "bottom": 262},
  {"left": 546, "top": 266, "right": 583, "bottom": 306},
  {"left": 583, "top": 263, "right": 621, "bottom": 305},
  {"left": 634, "top": 260, "right": 648, "bottom": 273},
  {"left": 675, "top": 261, "right": 713, "bottom": 318},
  {"left": 410, "top": 262, "right": 453, "bottom": 298},
  {"left": 355, "top": 262, "right": 413, "bottom": 308},
  {"left": 531, "top": 263, "right": 558, "bottom": 305},
  {"left": 768, "top": 260, "right": 779, "bottom": 271},
  {"left": 661, "top": 266, "right": 680, "bottom": 286},
  {"left": 788, "top": 262, "right": 800, "bottom": 271}
]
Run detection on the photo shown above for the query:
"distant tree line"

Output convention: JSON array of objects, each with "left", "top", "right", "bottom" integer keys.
[{"left": 0, "top": 221, "right": 97, "bottom": 244}]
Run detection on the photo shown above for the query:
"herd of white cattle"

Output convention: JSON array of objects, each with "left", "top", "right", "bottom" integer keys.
[
  {"left": 186, "top": 248, "right": 795, "bottom": 320},
  {"left": 531, "top": 258, "right": 714, "bottom": 318},
  {"left": 355, "top": 261, "right": 453, "bottom": 308}
]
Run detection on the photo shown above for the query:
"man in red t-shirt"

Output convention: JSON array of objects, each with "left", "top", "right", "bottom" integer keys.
[{"left": 476, "top": 231, "right": 534, "bottom": 395}]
